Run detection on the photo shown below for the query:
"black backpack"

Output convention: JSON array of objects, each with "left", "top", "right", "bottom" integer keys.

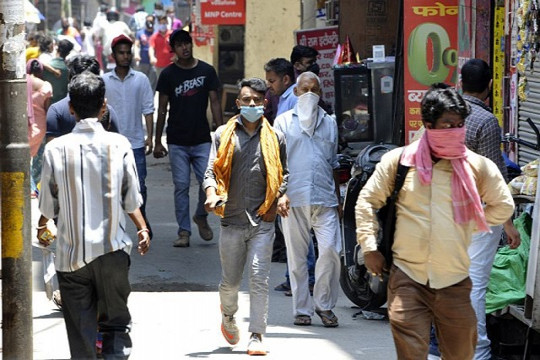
[
  {"left": 342, "top": 144, "right": 399, "bottom": 245},
  {"left": 340, "top": 143, "right": 401, "bottom": 310}
]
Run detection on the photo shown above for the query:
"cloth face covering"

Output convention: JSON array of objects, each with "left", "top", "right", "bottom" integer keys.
[
  {"left": 401, "top": 126, "right": 490, "bottom": 232},
  {"left": 297, "top": 92, "right": 320, "bottom": 136}
]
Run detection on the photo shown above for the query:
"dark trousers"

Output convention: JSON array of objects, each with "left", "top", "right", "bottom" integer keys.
[
  {"left": 388, "top": 265, "right": 477, "bottom": 360},
  {"left": 57, "top": 250, "right": 132, "bottom": 360}
]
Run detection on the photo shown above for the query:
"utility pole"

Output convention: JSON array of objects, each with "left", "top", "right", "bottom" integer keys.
[{"left": 0, "top": 0, "right": 33, "bottom": 358}]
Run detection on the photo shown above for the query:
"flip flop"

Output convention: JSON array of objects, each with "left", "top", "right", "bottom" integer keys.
[
  {"left": 294, "top": 315, "right": 312, "bottom": 326},
  {"left": 316, "top": 310, "right": 339, "bottom": 328}
]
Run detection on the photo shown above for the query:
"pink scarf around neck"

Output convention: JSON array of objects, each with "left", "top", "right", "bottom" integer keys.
[{"left": 401, "top": 127, "right": 490, "bottom": 232}]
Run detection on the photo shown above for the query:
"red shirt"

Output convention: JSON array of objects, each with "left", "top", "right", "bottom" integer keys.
[{"left": 149, "top": 30, "right": 172, "bottom": 68}]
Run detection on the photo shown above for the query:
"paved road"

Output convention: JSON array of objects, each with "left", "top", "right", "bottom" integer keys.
[{"left": 24, "top": 154, "right": 397, "bottom": 359}]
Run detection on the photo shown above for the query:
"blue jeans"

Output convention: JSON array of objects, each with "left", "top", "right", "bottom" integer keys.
[
  {"left": 132, "top": 147, "right": 148, "bottom": 216},
  {"left": 168, "top": 143, "right": 210, "bottom": 235}
]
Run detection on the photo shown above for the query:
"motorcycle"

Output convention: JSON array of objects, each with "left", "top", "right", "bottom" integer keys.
[{"left": 339, "top": 144, "right": 398, "bottom": 310}]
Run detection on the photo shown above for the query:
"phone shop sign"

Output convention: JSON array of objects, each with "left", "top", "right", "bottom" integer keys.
[{"left": 201, "top": 0, "right": 245, "bottom": 25}]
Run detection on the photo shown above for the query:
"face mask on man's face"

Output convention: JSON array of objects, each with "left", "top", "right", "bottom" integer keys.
[
  {"left": 155, "top": 10, "right": 164, "bottom": 17},
  {"left": 240, "top": 106, "right": 264, "bottom": 123},
  {"left": 158, "top": 24, "right": 167, "bottom": 32},
  {"left": 296, "top": 92, "right": 320, "bottom": 135},
  {"left": 146, "top": 21, "right": 154, "bottom": 29}
]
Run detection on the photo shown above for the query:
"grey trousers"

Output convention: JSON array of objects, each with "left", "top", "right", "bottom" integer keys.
[
  {"left": 219, "top": 220, "right": 275, "bottom": 334},
  {"left": 57, "top": 250, "right": 132, "bottom": 360}
]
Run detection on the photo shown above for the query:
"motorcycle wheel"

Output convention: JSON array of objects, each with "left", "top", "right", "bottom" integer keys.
[{"left": 339, "top": 257, "right": 387, "bottom": 310}]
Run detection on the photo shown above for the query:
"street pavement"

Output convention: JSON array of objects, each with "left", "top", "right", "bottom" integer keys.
[{"left": 23, "top": 153, "right": 397, "bottom": 359}]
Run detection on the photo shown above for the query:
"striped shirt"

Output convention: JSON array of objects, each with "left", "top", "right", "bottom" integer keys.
[{"left": 39, "top": 119, "right": 142, "bottom": 272}]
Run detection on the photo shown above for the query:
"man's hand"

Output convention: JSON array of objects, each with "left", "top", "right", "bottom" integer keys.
[
  {"left": 153, "top": 143, "right": 168, "bottom": 158},
  {"left": 504, "top": 220, "right": 521, "bottom": 249},
  {"left": 137, "top": 230, "right": 150, "bottom": 255},
  {"left": 277, "top": 194, "right": 290, "bottom": 217},
  {"left": 145, "top": 137, "right": 153, "bottom": 155},
  {"left": 37, "top": 227, "right": 52, "bottom": 246},
  {"left": 262, "top": 200, "right": 278, "bottom": 222},
  {"left": 150, "top": 56, "right": 157, "bottom": 66},
  {"left": 205, "top": 192, "right": 224, "bottom": 213},
  {"left": 364, "top": 250, "right": 386, "bottom": 276}
]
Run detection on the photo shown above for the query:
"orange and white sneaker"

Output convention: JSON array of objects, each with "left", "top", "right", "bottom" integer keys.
[
  {"left": 221, "top": 311, "right": 240, "bottom": 345},
  {"left": 247, "top": 333, "right": 267, "bottom": 356}
]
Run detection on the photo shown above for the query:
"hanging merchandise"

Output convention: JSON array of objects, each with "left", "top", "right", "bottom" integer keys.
[
  {"left": 493, "top": 3, "right": 506, "bottom": 126},
  {"left": 514, "top": 0, "right": 539, "bottom": 101}
]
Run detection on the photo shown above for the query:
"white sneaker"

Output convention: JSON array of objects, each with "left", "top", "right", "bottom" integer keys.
[
  {"left": 221, "top": 312, "right": 239, "bottom": 345},
  {"left": 247, "top": 333, "right": 266, "bottom": 356}
]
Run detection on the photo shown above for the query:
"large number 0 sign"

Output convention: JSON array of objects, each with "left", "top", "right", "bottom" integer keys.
[
  {"left": 408, "top": 23, "right": 458, "bottom": 85},
  {"left": 404, "top": 1, "right": 458, "bottom": 144}
]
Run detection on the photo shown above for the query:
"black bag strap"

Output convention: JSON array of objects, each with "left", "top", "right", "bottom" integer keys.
[
  {"left": 380, "top": 151, "right": 410, "bottom": 265},
  {"left": 392, "top": 162, "right": 410, "bottom": 201}
]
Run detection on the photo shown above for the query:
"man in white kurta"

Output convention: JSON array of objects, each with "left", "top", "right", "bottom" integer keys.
[{"left": 275, "top": 72, "right": 342, "bottom": 327}]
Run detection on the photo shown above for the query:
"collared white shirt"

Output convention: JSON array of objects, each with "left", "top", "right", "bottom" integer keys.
[
  {"left": 102, "top": 67, "right": 154, "bottom": 149},
  {"left": 39, "top": 119, "right": 142, "bottom": 272},
  {"left": 274, "top": 106, "right": 339, "bottom": 207}
]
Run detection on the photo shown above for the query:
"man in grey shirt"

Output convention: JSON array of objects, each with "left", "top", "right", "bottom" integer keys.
[{"left": 203, "top": 78, "right": 288, "bottom": 356}]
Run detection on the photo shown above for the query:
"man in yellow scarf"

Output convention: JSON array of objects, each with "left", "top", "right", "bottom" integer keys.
[{"left": 202, "top": 78, "right": 288, "bottom": 356}]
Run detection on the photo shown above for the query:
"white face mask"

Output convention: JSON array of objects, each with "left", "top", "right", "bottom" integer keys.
[
  {"left": 158, "top": 24, "right": 167, "bottom": 32},
  {"left": 296, "top": 92, "right": 320, "bottom": 136}
]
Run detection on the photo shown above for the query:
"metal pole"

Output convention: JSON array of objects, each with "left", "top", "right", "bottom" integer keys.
[{"left": 0, "top": 0, "right": 33, "bottom": 358}]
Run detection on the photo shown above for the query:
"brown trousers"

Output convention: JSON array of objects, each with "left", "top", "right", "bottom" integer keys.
[{"left": 388, "top": 266, "right": 477, "bottom": 360}]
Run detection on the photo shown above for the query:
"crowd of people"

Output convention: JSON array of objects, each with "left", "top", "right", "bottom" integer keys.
[{"left": 27, "top": 5, "right": 522, "bottom": 360}]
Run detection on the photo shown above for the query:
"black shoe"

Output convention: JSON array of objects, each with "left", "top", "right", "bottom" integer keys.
[{"left": 274, "top": 281, "right": 291, "bottom": 291}]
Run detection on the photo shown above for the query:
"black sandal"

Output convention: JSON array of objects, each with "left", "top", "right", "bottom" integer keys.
[
  {"left": 315, "top": 310, "right": 339, "bottom": 328},
  {"left": 294, "top": 315, "right": 312, "bottom": 326}
]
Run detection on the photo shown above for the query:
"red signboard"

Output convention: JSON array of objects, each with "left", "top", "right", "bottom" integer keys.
[
  {"left": 295, "top": 26, "right": 339, "bottom": 110},
  {"left": 200, "top": 0, "right": 245, "bottom": 25},
  {"left": 403, "top": 0, "right": 458, "bottom": 143}
]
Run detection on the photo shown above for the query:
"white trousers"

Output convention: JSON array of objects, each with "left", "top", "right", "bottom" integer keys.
[
  {"left": 282, "top": 205, "right": 341, "bottom": 317},
  {"left": 468, "top": 225, "right": 503, "bottom": 360}
]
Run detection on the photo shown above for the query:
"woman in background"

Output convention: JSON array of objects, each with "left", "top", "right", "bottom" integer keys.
[{"left": 27, "top": 58, "right": 52, "bottom": 198}]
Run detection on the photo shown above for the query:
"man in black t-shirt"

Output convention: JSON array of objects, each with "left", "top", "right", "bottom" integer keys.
[{"left": 154, "top": 29, "right": 223, "bottom": 247}]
